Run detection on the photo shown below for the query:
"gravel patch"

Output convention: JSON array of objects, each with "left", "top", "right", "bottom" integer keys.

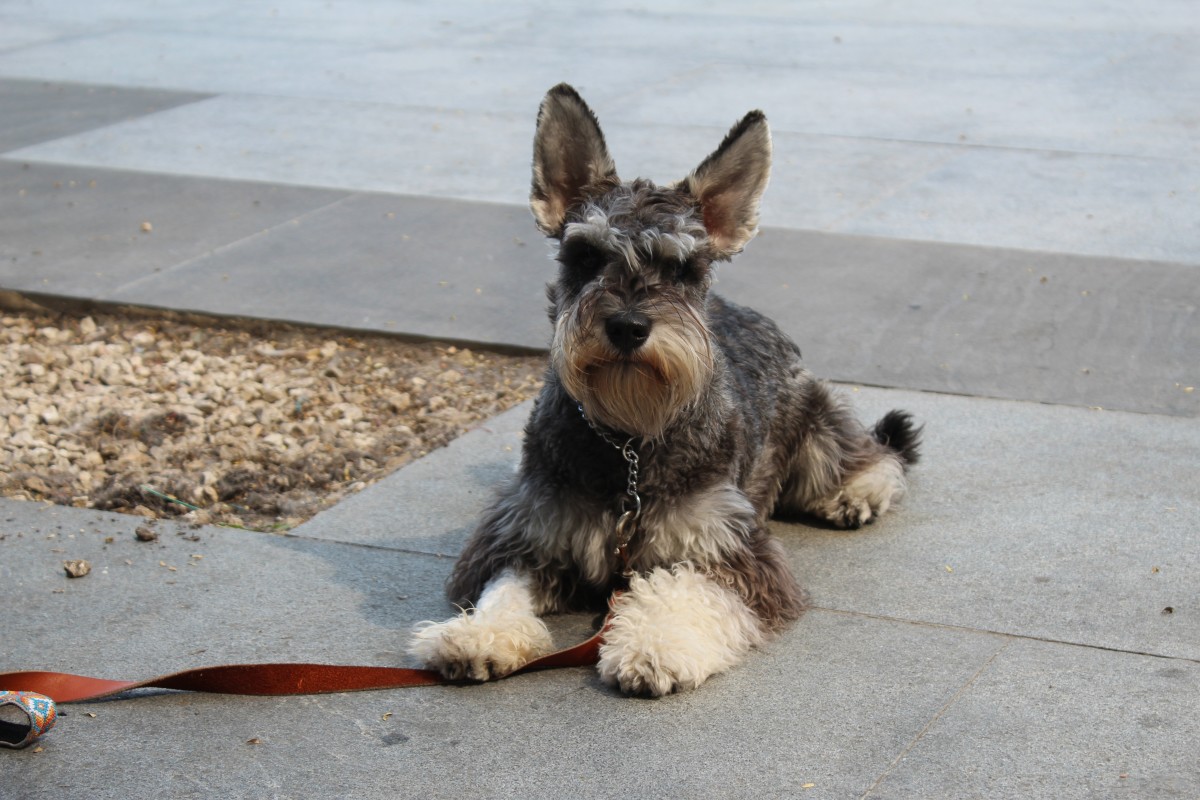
[{"left": 0, "top": 305, "right": 544, "bottom": 531}]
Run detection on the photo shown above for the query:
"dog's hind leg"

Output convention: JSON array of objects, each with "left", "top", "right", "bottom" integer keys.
[
  {"left": 805, "top": 453, "right": 908, "bottom": 529},
  {"left": 776, "top": 382, "right": 921, "bottom": 529},
  {"left": 409, "top": 569, "right": 554, "bottom": 681}
]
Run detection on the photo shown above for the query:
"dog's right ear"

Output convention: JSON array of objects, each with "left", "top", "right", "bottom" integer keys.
[
  {"left": 530, "top": 84, "right": 618, "bottom": 238},
  {"left": 682, "top": 110, "right": 772, "bottom": 259}
]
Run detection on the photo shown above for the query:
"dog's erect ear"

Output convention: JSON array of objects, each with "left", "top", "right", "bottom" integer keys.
[
  {"left": 531, "top": 84, "right": 619, "bottom": 237},
  {"left": 683, "top": 111, "right": 772, "bottom": 258}
]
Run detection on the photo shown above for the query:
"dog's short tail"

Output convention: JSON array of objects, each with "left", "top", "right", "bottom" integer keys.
[{"left": 872, "top": 410, "right": 922, "bottom": 466}]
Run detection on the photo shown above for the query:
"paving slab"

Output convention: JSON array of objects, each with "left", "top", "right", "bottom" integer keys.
[
  {"left": 0, "top": 79, "right": 210, "bottom": 154},
  {"left": 722, "top": 229, "right": 1200, "bottom": 418},
  {"left": 108, "top": 191, "right": 551, "bottom": 349},
  {"left": 609, "top": 37, "right": 1199, "bottom": 161},
  {"left": 835, "top": 147, "right": 1200, "bottom": 264},
  {"left": 0, "top": 161, "right": 350, "bottom": 298},
  {"left": 2, "top": 0, "right": 1196, "bottom": 39},
  {"left": 0, "top": 27, "right": 707, "bottom": 111},
  {"left": 9, "top": 91, "right": 1198, "bottom": 266},
  {"left": 870, "top": 639, "right": 1200, "bottom": 800},
  {"left": 802, "top": 390, "right": 1200, "bottom": 661},
  {"left": 0, "top": 15, "right": 86, "bottom": 52},
  {"left": 0, "top": 501, "right": 446, "bottom": 673},
  {"left": 2, "top": 4, "right": 1195, "bottom": 268},
  {"left": 2, "top": 93, "right": 537, "bottom": 202}
]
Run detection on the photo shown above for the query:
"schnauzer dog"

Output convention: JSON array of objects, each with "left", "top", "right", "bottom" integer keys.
[{"left": 410, "top": 84, "right": 920, "bottom": 696}]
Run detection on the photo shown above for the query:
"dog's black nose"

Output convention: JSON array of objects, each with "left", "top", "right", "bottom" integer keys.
[{"left": 605, "top": 311, "right": 652, "bottom": 354}]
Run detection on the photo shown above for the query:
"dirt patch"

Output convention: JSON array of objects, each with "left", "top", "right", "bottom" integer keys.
[{"left": 1, "top": 304, "right": 544, "bottom": 531}]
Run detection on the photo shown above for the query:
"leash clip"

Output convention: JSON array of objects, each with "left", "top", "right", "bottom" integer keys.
[
  {"left": 578, "top": 403, "right": 645, "bottom": 576},
  {"left": 614, "top": 490, "right": 642, "bottom": 576}
]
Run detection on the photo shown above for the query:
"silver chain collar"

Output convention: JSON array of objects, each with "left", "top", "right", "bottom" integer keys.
[{"left": 577, "top": 404, "right": 641, "bottom": 573}]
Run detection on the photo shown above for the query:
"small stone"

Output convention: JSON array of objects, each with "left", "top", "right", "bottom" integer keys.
[
  {"left": 135, "top": 525, "right": 159, "bottom": 542},
  {"left": 23, "top": 476, "right": 51, "bottom": 495},
  {"left": 182, "top": 509, "right": 213, "bottom": 526},
  {"left": 64, "top": 559, "right": 91, "bottom": 578}
]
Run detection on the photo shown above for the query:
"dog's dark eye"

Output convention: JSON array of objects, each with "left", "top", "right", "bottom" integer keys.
[
  {"left": 560, "top": 240, "right": 607, "bottom": 290},
  {"left": 671, "top": 258, "right": 701, "bottom": 284}
]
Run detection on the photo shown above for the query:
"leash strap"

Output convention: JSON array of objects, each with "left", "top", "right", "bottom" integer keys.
[{"left": 0, "top": 625, "right": 607, "bottom": 748}]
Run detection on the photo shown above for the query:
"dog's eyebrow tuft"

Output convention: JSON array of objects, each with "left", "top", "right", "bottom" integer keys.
[
  {"left": 639, "top": 221, "right": 704, "bottom": 263},
  {"left": 564, "top": 209, "right": 638, "bottom": 271},
  {"left": 563, "top": 203, "right": 707, "bottom": 274}
]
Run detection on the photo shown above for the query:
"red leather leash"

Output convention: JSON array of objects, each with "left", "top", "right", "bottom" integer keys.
[{"left": 0, "top": 623, "right": 607, "bottom": 748}]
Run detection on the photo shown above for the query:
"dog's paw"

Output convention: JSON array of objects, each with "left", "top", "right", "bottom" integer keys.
[
  {"left": 819, "top": 490, "right": 878, "bottom": 529},
  {"left": 597, "top": 565, "right": 764, "bottom": 697},
  {"left": 598, "top": 638, "right": 717, "bottom": 696},
  {"left": 819, "top": 456, "right": 906, "bottom": 529},
  {"left": 408, "top": 608, "right": 553, "bottom": 681},
  {"left": 598, "top": 648, "right": 689, "bottom": 697}
]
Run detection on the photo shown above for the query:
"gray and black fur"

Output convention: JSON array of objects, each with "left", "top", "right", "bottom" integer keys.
[{"left": 447, "top": 83, "right": 920, "bottom": 632}]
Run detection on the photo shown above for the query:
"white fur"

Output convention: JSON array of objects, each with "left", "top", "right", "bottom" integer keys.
[
  {"left": 812, "top": 455, "right": 906, "bottom": 528},
  {"left": 409, "top": 571, "right": 553, "bottom": 680},
  {"left": 523, "top": 481, "right": 755, "bottom": 585},
  {"left": 598, "top": 563, "right": 766, "bottom": 696},
  {"left": 639, "top": 483, "right": 754, "bottom": 566}
]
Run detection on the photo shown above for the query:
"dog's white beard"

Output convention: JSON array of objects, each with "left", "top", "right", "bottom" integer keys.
[{"left": 553, "top": 312, "right": 711, "bottom": 438}]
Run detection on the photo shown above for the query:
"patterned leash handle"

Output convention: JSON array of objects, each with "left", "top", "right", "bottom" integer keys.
[{"left": 0, "top": 691, "right": 57, "bottom": 749}]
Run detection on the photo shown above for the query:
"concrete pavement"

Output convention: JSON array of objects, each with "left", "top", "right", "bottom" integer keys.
[{"left": 1, "top": 2, "right": 1197, "bottom": 798}]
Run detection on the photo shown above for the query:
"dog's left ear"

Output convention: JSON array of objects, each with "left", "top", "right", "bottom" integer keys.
[
  {"left": 683, "top": 111, "right": 772, "bottom": 258},
  {"left": 530, "top": 84, "right": 619, "bottom": 237}
]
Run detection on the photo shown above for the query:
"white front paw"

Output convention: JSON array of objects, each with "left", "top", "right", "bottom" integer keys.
[
  {"left": 597, "top": 641, "right": 698, "bottom": 697},
  {"left": 409, "top": 608, "right": 553, "bottom": 681},
  {"left": 596, "top": 565, "right": 764, "bottom": 697}
]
